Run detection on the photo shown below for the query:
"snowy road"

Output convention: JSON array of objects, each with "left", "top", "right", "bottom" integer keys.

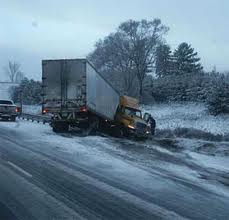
[{"left": 0, "top": 120, "right": 229, "bottom": 219}]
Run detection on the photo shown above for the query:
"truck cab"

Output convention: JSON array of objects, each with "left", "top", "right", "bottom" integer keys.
[{"left": 115, "top": 96, "right": 151, "bottom": 137}]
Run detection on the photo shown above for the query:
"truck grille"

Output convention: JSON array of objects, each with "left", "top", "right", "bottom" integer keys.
[{"left": 135, "top": 122, "right": 147, "bottom": 132}]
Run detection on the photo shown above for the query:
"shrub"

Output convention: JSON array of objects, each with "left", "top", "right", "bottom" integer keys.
[{"left": 207, "top": 83, "right": 229, "bottom": 115}]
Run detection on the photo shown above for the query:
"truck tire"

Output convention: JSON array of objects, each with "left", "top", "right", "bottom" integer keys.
[
  {"left": 11, "top": 116, "right": 16, "bottom": 122},
  {"left": 52, "top": 122, "right": 69, "bottom": 133},
  {"left": 52, "top": 126, "right": 60, "bottom": 133},
  {"left": 112, "top": 126, "right": 128, "bottom": 138}
]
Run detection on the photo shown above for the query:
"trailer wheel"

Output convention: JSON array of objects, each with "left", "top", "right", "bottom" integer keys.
[
  {"left": 10, "top": 116, "right": 16, "bottom": 122},
  {"left": 52, "top": 122, "right": 69, "bottom": 133}
]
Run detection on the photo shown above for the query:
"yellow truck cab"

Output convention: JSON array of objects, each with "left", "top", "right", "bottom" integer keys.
[{"left": 115, "top": 96, "right": 151, "bottom": 137}]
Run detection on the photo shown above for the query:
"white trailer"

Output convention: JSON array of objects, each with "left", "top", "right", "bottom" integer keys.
[{"left": 42, "top": 59, "right": 120, "bottom": 132}]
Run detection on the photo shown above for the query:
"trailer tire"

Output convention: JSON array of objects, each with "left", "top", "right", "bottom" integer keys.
[
  {"left": 52, "top": 122, "right": 69, "bottom": 133},
  {"left": 11, "top": 116, "right": 16, "bottom": 122}
]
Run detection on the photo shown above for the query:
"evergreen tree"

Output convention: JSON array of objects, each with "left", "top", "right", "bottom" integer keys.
[
  {"left": 207, "top": 79, "right": 229, "bottom": 115},
  {"left": 10, "top": 78, "right": 42, "bottom": 105},
  {"left": 173, "top": 42, "right": 203, "bottom": 74},
  {"left": 155, "top": 44, "right": 174, "bottom": 77}
]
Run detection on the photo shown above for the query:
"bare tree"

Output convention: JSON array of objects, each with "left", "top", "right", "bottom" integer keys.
[
  {"left": 4, "top": 61, "right": 23, "bottom": 82},
  {"left": 89, "top": 19, "right": 168, "bottom": 100},
  {"left": 88, "top": 33, "right": 137, "bottom": 95},
  {"left": 118, "top": 19, "right": 169, "bottom": 100},
  {"left": 15, "top": 71, "right": 25, "bottom": 83}
]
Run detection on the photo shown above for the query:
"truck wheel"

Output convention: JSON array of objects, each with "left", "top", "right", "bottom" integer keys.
[
  {"left": 52, "top": 126, "right": 60, "bottom": 133},
  {"left": 11, "top": 116, "right": 16, "bottom": 122},
  {"left": 112, "top": 126, "right": 125, "bottom": 138},
  {"left": 122, "top": 127, "right": 129, "bottom": 137},
  {"left": 52, "top": 122, "right": 69, "bottom": 133}
]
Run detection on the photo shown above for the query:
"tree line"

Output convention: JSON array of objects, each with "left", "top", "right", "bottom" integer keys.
[
  {"left": 2, "top": 61, "right": 42, "bottom": 105},
  {"left": 10, "top": 78, "right": 42, "bottom": 105},
  {"left": 88, "top": 18, "right": 229, "bottom": 115}
]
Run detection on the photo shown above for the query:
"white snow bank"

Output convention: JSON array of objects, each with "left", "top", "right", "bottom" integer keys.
[{"left": 143, "top": 102, "right": 229, "bottom": 135}]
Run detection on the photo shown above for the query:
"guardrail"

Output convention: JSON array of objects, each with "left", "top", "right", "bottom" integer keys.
[{"left": 18, "top": 113, "right": 51, "bottom": 124}]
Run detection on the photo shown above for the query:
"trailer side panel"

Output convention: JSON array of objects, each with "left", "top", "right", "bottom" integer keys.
[{"left": 86, "top": 63, "right": 119, "bottom": 121}]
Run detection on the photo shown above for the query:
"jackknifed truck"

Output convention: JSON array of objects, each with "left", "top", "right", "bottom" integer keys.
[{"left": 42, "top": 59, "right": 153, "bottom": 137}]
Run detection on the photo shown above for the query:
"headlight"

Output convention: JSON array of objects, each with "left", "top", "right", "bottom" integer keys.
[{"left": 128, "top": 124, "right": 135, "bottom": 129}]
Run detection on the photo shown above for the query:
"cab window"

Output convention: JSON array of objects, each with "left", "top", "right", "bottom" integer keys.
[{"left": 124, "top": 107, "right": 142, "bottom": 118}]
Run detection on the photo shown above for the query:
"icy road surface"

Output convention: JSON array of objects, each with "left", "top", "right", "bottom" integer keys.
[{"left": 0, "top": 120, "right": 229, "bottom": 219}]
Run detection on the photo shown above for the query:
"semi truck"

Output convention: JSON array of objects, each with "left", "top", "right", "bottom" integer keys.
[{"left": 42, "top": 59, "right": 152, "bottom": 137}]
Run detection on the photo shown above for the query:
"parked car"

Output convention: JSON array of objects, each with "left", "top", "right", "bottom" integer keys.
[{"left": 0, "top": 99, "right": 19, "bottom": 121}]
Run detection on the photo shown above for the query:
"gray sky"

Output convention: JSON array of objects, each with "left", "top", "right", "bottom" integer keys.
[{"left": 1, "top": 0, "right": 228, "bottom": 80}]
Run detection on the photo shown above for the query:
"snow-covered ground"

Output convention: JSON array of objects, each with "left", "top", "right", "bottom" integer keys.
[
  {"left": 1, "top": 119, "right": 229, "bottom": 199},
  {"left": 143, "top": 102, "right": 229, "bottom": 135}
]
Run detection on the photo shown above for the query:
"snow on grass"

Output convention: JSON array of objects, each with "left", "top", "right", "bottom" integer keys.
[{"left": 143, "top": 102, "right": 229, "bottom": 135}]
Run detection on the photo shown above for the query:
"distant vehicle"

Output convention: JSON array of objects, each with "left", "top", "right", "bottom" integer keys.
[
  {"left": 0, "top": 100, "right": 19, "bottom": 121},
  {"left": 42, "top": 59, "right": 152, "bottom": 137}
]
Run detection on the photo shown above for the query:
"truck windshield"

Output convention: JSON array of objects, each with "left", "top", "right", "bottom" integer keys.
[
  {"left": 124, "top": 107, "right": 142, "bottom": 118},
  {"left": 0, "top": 100, "right": 13, "bottom": 105}
]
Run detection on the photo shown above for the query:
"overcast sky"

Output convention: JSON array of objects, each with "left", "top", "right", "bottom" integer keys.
[{"left": 1, "top": 0, "right": 228, "bottom": 80}]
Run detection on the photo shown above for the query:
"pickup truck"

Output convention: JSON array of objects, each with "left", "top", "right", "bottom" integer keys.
[{"left": 0, "top": 100, "right": 19, "bottom": 121}]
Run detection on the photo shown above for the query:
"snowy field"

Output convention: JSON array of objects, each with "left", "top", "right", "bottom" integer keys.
[{"left": 143, "top": 102, "right": 229, "bottom": 135}]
